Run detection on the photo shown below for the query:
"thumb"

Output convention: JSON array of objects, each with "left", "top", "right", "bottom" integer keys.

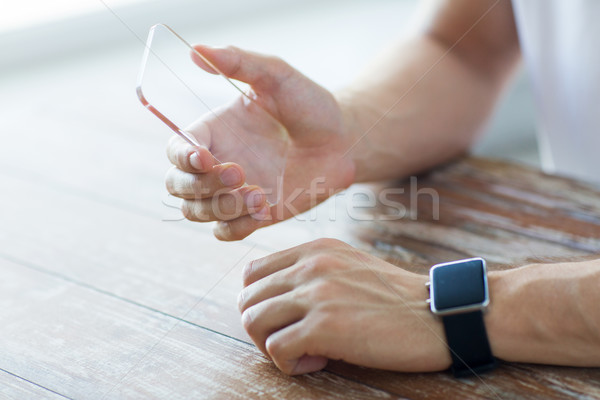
[
  {"left": 190, "top": 45, "right": 291, "bottom": 93},
  {"left": 287, "top": 355, "right": 328, "bottom": 375}
]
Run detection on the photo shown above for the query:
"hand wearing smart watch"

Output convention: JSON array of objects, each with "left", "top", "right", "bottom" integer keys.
[{"left": 238, "top": 238, "right": 600, "bottom": 377}]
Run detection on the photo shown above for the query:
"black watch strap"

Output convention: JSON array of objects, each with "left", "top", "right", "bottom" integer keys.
[{"left": 442, "top": 310, "right": 497, "bottom": 378}]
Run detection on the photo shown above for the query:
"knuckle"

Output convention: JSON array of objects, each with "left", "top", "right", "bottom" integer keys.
[
  {"left": 195, "top": 208, "right": 212, "bottom": 222},
  {"left": 311, "top": 238, "right": 344, "bottom": 249},
  {"left": 241, "top": 261, "right": 254, "bottom": 287},
  {"left": 302, "top": 254, "right": 335, "bottom": 277},
  {"left": 307, "top": 281, "right": 335, "bottom": 303},
  {"left": 177, "top": 148, "right": 201, "bottom": 172},
  {"left": 268, "top": 55, "right": 290, "bottom": 72},
  {"left": 165, "top": 167, "right": 202, "bottom": 198},
  {"left": 166, "top": 136, "right": 179, "bottom": 162},
  {"left": 193, "top": 181, "right": 212, "bottom": 199},
  {"left": 237, "top": 289, "right": 246, "bottom": 312},
  {"left": 268, "top": 55, "right": 285, "bottom": 67},
  {"left": 164, "top": 167, "right": 178, "bottom": 195},
  {"left": 311, "top": 253, "right": 336, "bottom": 267},
  {"left": 224, "top": 45, "right": 240, "bottom": 53},
  {"left": 177, "top": 150, "right": 190, "bottom": 170},
  {"left": 181, "top": 200, "right": 195, "bottom": 221},
  {"left": 182, "top": 200, "right": 211, "bottom": 222},
  {"left": 241, "top": 308, "right": 255, "bottom": 332},
  {"left": 265, "top": 336, "right": 282, "bottom": 359},
  {"left": 167, "top": 135, "right": 179, "bottom": 151},
  {"left": 309, "top": 308, "right": 336, "bottom": 337},
  {"left": 268, "top": 56, "right": 294, "bottom": 87},
  {"left": 180, "top": 200, "right": 198, "bottom": 221},
  {"left": 225, "top": 46, "right": 243, "bottom": 77},
  {"left": 167, "top": 141, "right": 191, "bottom": 170}
]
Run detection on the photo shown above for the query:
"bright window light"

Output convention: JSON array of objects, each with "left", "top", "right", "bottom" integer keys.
[{"left": 0, "top": 0, "right": 147, "bottom": 33}]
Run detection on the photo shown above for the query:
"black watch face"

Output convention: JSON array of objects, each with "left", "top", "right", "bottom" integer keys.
[{"left": 430, "top": 258, "right": 488, "bottom": 314}]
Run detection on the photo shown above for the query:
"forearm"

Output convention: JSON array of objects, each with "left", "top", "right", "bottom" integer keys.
[
  {"left": 335, "top": 0, "right": 520, "bottom": 183},
  {"left": 487, "top": 259, "right": 600, "bottom": 366},
  {"left": 336, "top": 34, "right": 517, "bottom": 183}
]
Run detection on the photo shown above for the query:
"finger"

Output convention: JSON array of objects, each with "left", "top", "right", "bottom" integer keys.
[
  {"left": 238, "top": 270, "right": 292, "bottom": 312},
  {"left": 165, "top": 163, "right": 245, "bottom": 199},
  {"left": 212, "top": 205, "right": 272, "bottom": 242},
  {"left": 241, "top": 293, "right": 306, "bottom": 359},
  {"left": 166, "top": 135, "right": 215, "bottom": 173},
  {"left": 181, "top": 185, "right": 266, "bottom": 222},
  {"left": 239, "top": 241, "right": 303, "bottom": 287},
  {"left": 265, "top": 322, "right": 328, "bottom": 375},
  {"left": 191, "top": 45, "right": 292, "bottom": 93}
]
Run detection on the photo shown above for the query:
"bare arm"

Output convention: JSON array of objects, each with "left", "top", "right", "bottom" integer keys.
[
  {"left": 489, "top": 259, "right": 600, "bottom": 366},
  {"left": 338, "top": 0, "right": 521, "bottom": 182}
]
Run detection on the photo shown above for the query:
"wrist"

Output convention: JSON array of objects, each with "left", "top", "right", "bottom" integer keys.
[
  {"left": 393, "top": 271, "right": 452, "bottom": 371},
  {"left": 485, "top": 261, "right": 600, "bottom": 366},
  {"left": 483, "top": 270, "right": 513, "bottom": 361},
  {"left": 416, "top": 273, "right": 454, "bottom": 370},
  {"left": 334, "top": 91, "right": 370, "bottom": 184},
  {"left": 484, "top": 267, "right": 540, "bottom": 363}
]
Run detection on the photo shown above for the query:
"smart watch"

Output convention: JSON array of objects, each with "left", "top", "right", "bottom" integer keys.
[{"left": 426, "top": 257, "right": 497, "bottom": 377}]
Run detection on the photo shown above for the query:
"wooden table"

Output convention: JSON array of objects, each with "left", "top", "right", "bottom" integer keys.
[{"left": 2, "top": 150, "right": 600, "bottom": 399}]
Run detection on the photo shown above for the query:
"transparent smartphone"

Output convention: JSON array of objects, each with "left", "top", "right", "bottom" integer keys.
[{"left": 137, "top": 24, "right": 289, "bottom": 205}]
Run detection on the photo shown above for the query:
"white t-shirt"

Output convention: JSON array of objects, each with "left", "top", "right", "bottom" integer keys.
[{"left": 512, "top": 0, "right": 600, "bottom": 184}]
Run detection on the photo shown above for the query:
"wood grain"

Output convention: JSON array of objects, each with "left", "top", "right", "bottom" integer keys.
[
  {"left": 0, "top": 370, "right": 68, "bottom": 400},
  {"left": 0, "top": 258, "right": 397, "bottom": 400},
  {"left": 326, "top": 361, "right": 600, "bottom": 400},
  {"left": 0, "top": 172, "right": 259, "bottom": 342}
]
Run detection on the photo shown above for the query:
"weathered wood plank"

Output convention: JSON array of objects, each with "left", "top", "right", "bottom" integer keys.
[
  {"left": 326, "top": 361, "right": 600, "bottom": 400},
  {"left": 0, "top": 258, "right": 396, "bottom": 400},
  {"left": 337, "top": 160, "right": 600, "bottom": 265},
  {"left": 0, "top": 370, "right": 69, "bottom": 400},
  {"left": 114, "top": 324, "right": 397, "bottom": 400},
  {"left": 0, "top": 172, "right": 260, "bottom": 342},
  {"left": 429, "top": 159, "right": 600, "bottom": 246}
]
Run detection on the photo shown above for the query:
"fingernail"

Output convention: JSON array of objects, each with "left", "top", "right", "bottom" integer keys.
[
  {"left": 189, "top": 152, "right": 202, "bottom": 170},
  {"left": 253, "top": 205, "right": 271, "bottom": 221},
  {"left": 245, "top": 190, "right": 264, "bottom": 209},
  {"left": 220, "top": 167, "right": 242, "bottom": 186}
]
